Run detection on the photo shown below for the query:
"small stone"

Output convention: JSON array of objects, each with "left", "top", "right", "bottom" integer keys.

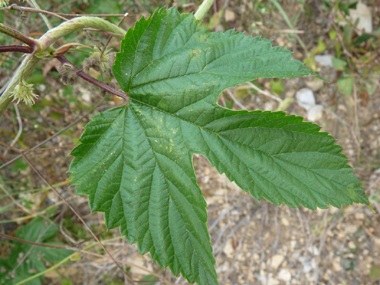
[
  {"left": 285, "top": 90, "right": 296, "bottom": 97},
  {"left": 224, "top": 9, "right": 236, "bottom": 22},
  {"left": 323, "top": 270, "right": 330, "bottom": 280},
  {"left": 315, "top": 55, "right": 333, "bottom": 67},
  {"left": 281, "top": 217, "right": 290, "bottom": 226},
  {"left": 267, "top": 277, "right": 280, "bottom": 285},
  {"left": 264, "top": 101, "right": 274, "bottom": 111},
  {"left": 306, "top": 80, "right": 324, "bottom": 91},
  {"left": 202, "top": 176, "right": 210, "bottom": 183},
  {"left": 308, "top": 245, "right": 319, "bottom": 256},
  {"left": 294, "top": 51, "right": 303, "bottom": 59},
  {"left": 349, "top": 2, "right": 372, "bottom": 33},
  {"left": 223, "top": 239, "right": 235, "bottom": 258},
  {"left": 348, "top": 241, "right": 356, "bottom": 249},
  {"left": 217, "top": 261, "right": 230, "bottom": 273},
  {"left": 270, "top": 255, "right": 284, "bottom": 270},
  {"left": 130, "top": 253, "right": 153, "bottom": 275},
  {"left": 355, "top": 212, "right": 365, "bottom": 220},
  {"left": 307, "top": 104, "right": 324, "bottom": 121},
  {"left": 278, "top": 269, "right": 292, "bottom": 281},
  {"left": 276, "top": 37, "right": 285, "bottom": 46},
  {"left": 345, "top": 224, "right": 358, "bottom": 234},
  {"left": 296, "top": 88, "right": 316, "bottom": 110},
  {"left": 332, "top": 259, "right": 342, "bottom": 271}
]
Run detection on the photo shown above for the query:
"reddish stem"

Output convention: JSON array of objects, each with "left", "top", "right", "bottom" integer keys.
[
  {"left": 55, "top": 55, "right": 128, "bottom": 102},
  {"left": 0, "top": 24, "right": 37, "bottom": 49},
  {"left": 0, "top": 45, "right": 33, "bottom": 53}
]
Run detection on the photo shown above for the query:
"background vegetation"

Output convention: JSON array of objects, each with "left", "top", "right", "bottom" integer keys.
[{"left": 0, "top": 0, "right": 379, "bottom": 284}]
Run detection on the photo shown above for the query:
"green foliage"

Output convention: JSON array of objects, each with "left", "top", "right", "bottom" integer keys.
[
  {"left": 270, "top": 78, "right": 284, "bottom": 95},
  {"left": 370, "top": 265, "right": 380, "bottom": 280},
  {"left": 331, "top": 57, "right": 347, "bottom": 71},
  {"left": 0, "top": 218, "right": 71, "bottom": 285},
  {"left": 354, "top": 33, "right": 377, "bottom": 46},
  {"left": 10, "top": 160, "right": 28, "bottom": 173},
  {"left": 141, "top": 275, "right": 158, "bottom": 284},
  {"left": 337, "top": 77, "right": 353, "bottom": 96},
  {"left": 68, "top": 7, "right": 369, "bottom": 285}
]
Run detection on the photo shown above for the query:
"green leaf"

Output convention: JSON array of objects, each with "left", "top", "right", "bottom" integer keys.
[
  {"left": 329, "top": 30, "right": 337, "bottom": 41},
  {"left": 332, "top": 57, "right": 347, "bottom": 71},
  {"left": 370, "top": 265, "right": 380, "bottom": 280},
  {"left": 142, "top": 275, "right": 158, "bottom": 284},
  {"left": 270, "top": 79, "right": 284, "bottom": 95},
  {"left": 0, "top": 218, "right": 71, "bottom": 285},
  {"left": 337, "top": 77, "right": 353, "bottom": 96},
  {"left": 354, "top": 33, "right": 377, "bottom": 46},
  {"left": 69, "top": 7, "right": 369, "bottom": 285}
]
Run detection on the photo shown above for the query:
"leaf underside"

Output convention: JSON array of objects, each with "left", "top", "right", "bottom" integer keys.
[{"left": 69, "top": 8, "right": 369, "bottom": 285}]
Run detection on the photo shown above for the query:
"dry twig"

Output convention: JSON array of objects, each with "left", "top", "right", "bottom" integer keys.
[{"left": 0, "top": 141, "right": 134, "bottom": 283}]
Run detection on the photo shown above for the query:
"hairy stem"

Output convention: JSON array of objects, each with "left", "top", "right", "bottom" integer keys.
[
  {"left": 0, "top": 45, "right": 33, "bottom": 53},
  {"left": 0, "top": 17, "right": 127, "bottom": 116},
  {"left": 56, "top": 55, "right": 128, "bottom": 101},
  {"left": 38, "top": 16, "right": 126, "bottom": 49},
  {"left": 0, "top": 23, "right": 39, "bottom": 49},
  {"left": 194, "top": 0, "right": 215, "bottom": 21}
]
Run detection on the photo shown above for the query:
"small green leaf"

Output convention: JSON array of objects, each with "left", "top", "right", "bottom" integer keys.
[
  {"left": 11, "top": 160, "right": 28, "bottom": 172},
  {"left": 270, "top": 79, "right": 284, "bottom": 95},
  {"left": 370, "top": 265, "right": 380, "bottom": 280},
  {"left": 354, "top": 33, "right": 377, "bottom": 46},
  {"left": 233, "top": 84, "right": 252, "bottom": 99},
  {"left": 69, "top": 7, "right": 369, "bottom": 285},
  {"left": 332, "top": 58, "right": 347, "bottom": 71},
  {"left": 313, "top": 38, "right": 327, "bottom": 55},
  {"left": 0, "top": 218, "right": 71, "bottom": 285},
  {"left": 142, "top": 275, "right": 158, "bottom": 284},
  {"left": 329, "top": 30, "right": 337, "bottom": 41},
  {"left": 337, "top": 77, "right": 353, "bottom": 96}
]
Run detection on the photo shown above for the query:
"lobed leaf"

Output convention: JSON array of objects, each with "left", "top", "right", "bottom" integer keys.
[{"left": 69, "top": 7, "right": 369, "bottom": 285}]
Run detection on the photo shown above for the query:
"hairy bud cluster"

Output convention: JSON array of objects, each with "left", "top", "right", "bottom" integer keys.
[
  {"left": 83, "top": 47, "right": 115, "bottom": 78},
  {"left": 58, "top": 63, "right": 77, "bottom": 85},
  {"left": 10, "top": 80, "right": 38, "bottom": 105}
]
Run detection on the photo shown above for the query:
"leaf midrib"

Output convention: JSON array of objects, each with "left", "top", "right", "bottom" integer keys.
[
  {"left": 129, "top": 105, "right": 213, "bottom": 283},
  {"left": 128, "top": 40, "right": 279, "bottom": 92},
  {"left": 128, "top": 98, "right": 356, "bottom": 193}
]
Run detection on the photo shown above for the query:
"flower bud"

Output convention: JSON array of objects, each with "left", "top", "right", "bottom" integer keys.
[{"left": 10, "top": 80, "right": 38, "bottom": 105}]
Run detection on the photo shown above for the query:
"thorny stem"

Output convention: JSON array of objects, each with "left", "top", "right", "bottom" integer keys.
[
  {"left": 0, "top": 45, "right": 33, "bottom": 53},
  {"left": 56, "top": 55, "right": 128, "bottom": 101}
]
